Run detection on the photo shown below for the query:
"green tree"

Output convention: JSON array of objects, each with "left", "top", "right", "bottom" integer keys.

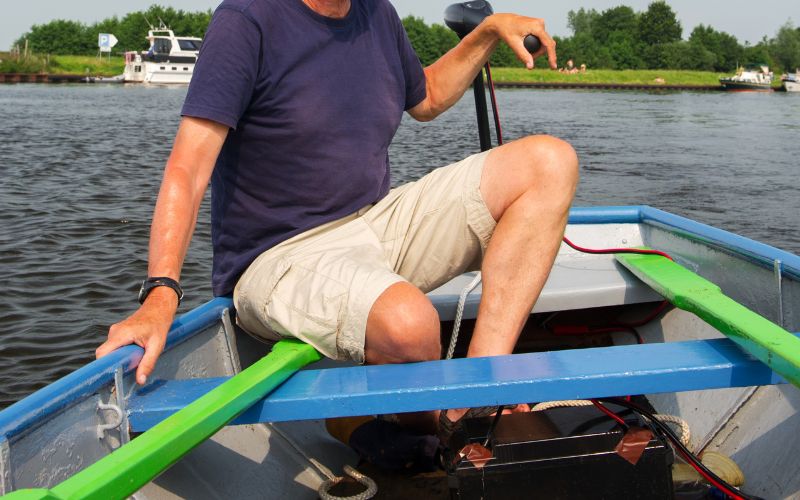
[
  {"left": 16, "top": 20, "right": 93, "bottom": 55},
  {"left": 770, "top": 22, "right": 800, "bottom": 72},
  {"left": 663, "top": 40, "right": 716, "bottom": 70},
  {"left": 742, "top": 37, "right": 776, "bottom": 69},
  {"left": 567, "top": 8, "right": 599, "bottom": 36},
  {"left": 402, "top": 16, "right": 437, "bottom": 66},
  {"left": 429, "top": 23, "right": 459, "bottom": 60},
  {"left": 593, "top": 6, "right": 639, "bottom": 46},
  {"left": 638, "top": 1, "right": 682, "bottom": 46},
  {"left": 689, "top": 24, "right": 742, "bottom": 71}
]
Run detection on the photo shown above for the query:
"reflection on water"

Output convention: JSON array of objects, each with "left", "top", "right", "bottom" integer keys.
[{"left": 0, "top": 84, "right": 798, "bottom": 407}]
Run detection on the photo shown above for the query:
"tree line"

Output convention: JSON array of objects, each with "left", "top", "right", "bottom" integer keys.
[
  {"left": 12, "top": 5, "right": 210, "bottom": 55},
  {"left": 11, "top": 2, "right": 800, "bottom": 72}
]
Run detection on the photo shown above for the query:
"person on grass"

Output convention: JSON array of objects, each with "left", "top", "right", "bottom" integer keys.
[{"left": 96, "top": 0, "right": 578, "bottom": 435}]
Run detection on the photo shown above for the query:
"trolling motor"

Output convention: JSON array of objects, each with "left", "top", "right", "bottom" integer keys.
[{"left": 444, "top": 1, "right": 542, "bottom": 151}]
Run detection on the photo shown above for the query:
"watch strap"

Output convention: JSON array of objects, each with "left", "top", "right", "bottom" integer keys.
[{"left": 139, "top": 277, "right": 184, "bottom": 305}]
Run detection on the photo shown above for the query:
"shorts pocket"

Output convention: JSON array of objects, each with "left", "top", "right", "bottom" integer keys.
[
  {"left": 265, "top": 263, "right": 348, "bottom": 360},
  {"left": 234, "top": 257, "right": 292, "bottom": 341}
]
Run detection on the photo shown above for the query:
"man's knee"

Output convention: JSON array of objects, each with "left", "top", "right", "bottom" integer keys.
[
  {"left": 516, "top": 134, "right": 579, "bottom": 191},
  {"left": 482, "top": 135, "right": 579, "bottom": 219},
  {"left": 365, "top": 283, "right": 441, "bottom": 365}
]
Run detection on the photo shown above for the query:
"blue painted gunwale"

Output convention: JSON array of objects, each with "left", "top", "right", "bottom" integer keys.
[
  {"left": 569, "top": 205, "right": 800, "bottom": 280},
  {"left": 1, "top": 206, "right": 798, "bottom": 441},
  {"left": 128, "top": 335, "right": 792, "bottom": 430},
  {"left": 0, "top": 297, "right": 232, "bottom": 441}
]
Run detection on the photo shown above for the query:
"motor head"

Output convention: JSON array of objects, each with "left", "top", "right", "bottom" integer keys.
[
  {"left": 444, "top": 1, "right": 542, "bottom": 53},
  {"left": 444, "top": 1, "right": 494, "bottom": 39}
]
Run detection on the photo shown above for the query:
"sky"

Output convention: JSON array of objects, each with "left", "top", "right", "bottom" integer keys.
[{"left": 2, "top": 0, "right": 798, "bottom": 51}]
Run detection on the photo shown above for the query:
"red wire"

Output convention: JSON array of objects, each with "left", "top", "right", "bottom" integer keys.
[
  {"left": 484, "top": 62, "right": 503, "bottom": 145},
  {"left": 590, "top": 402, "right": 744, "bottom": 499},
  {"left": 674, "top": 446, "right": 745, "bottom": 500},
  {"left": 590, "top": 400, "right": 628, "bottom": 427},
  {"left": 562, "top": 236, "right": 674, "bottom": 261}
]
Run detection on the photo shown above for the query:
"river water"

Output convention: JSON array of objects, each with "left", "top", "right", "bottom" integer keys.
[{"left": 0, "top": 84, "right": 798, "bottom": 408}]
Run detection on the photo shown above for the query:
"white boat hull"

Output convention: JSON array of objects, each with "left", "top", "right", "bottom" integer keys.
[
  {"left": 123, "top": 60, "right": 194, "bottom": 84},
  {"left": 784, "top": 80, "right": 800, "bottom": 92}
]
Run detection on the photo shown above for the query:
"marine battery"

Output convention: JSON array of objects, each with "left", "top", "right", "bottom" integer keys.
[{"left": 448, "top": 403, "right": 674, "bottom": 499}]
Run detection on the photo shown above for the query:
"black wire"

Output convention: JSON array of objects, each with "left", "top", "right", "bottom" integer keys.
[
  {"left": 597, "top": 398, "right": 759, "bottom": 500},
  {"left": 483, "top": 405, "right": 505, "bottom": 447}
]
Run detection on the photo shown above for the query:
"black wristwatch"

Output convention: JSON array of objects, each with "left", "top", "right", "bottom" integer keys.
[{"left": 138, "top": 277, "right": 184, "bottom": 305}]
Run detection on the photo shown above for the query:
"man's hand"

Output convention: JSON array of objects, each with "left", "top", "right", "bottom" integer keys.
[
  {"left": 485, "top": 13, "right": 557, "bottom": 70},
  {"left": 96, "top": 286, "right": 178, "bottom": 385},
  {"left": 408, "top": 12, "right": 557, "bottom": 122}
]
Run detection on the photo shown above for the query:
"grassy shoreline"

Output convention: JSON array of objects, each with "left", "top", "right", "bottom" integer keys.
[
  {"left": 0, "top": 53, "right": 125, "bottom": 76},
  {"left": 491, "top": 68, "right": 728, "bottom": 87},
  {"left": 0, "top": 54, "right": 783, "bottom": 88}
]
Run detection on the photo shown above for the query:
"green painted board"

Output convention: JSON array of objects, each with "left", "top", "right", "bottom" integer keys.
[
  {"left": 5, "top": 339, "right": 320, "bottom": 500},
  {"left": 616, "top": 252, "right": 800, "bottom": 388}
]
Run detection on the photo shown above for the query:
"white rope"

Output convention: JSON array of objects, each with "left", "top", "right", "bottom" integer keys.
[
  {"left": 654, "top": 414, "right": 691, "bottom": 448},
  {"left": 318, "top": 465, "right": 378, "bottom": 500},
  {"left": 446, "top": 272, "right": 483, "bottom": 360},
  {"left": 531, "top": 400, "right": 691, "bottom": 447},
  {"left": 269, "top": 423, "right": 378, "bottom": 499},
  {"left": 531, "top": 400, "right": 593, "bottom": 411}
]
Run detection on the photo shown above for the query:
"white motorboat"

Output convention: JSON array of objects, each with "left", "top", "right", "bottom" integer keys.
[
  {"left": 720, "top": 65, "right": 773, "bottom": 91},
  {"left": 122, "top": 26, "right": 201, "bottom": 84},
  {"left": 781, "top": 70, "right": 799, "bottom": 92}
]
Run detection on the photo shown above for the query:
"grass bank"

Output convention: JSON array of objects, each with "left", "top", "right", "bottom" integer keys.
[
  {"left": 489, "top": 68, "right": 727, "bottom": 87},
  {"left": 0, "top": 53, "right": 125, "bottom": 76}
]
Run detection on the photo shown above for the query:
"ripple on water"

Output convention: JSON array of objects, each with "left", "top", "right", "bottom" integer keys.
[{"left": 0, "top": 84, "right": 798, "bottom": 408}]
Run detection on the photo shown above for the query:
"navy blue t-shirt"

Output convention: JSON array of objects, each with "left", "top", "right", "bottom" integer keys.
[{"left": 181, "top": 0, "right": 427, "bottom": 296}]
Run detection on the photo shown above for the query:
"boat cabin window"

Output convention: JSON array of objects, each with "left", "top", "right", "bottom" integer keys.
[
  {"left": 177, "top": 39, "right": 201, "bottom": 51},
  {"left": 153, "top": 38, "right": 172, "bottom": 55}
]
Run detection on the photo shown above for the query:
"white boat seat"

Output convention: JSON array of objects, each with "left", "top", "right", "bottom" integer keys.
[{"left": 427, "top": 253, "right": 663, "bottom": 321}]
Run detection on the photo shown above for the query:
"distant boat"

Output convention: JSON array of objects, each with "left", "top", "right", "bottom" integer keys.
[
  {"left": 122, "top": 25, "right": 201, "bottom": 84},
  {"left": 720, "top": 65, "right": 773, "bottom": 91},
  {"left": 781, "top": 70, "right": 799, "bottom": 92}
]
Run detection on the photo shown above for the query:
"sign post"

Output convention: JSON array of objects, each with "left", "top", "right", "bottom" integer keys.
[{"left": 97, "top": 33, "right": 118, "bottom": 61}]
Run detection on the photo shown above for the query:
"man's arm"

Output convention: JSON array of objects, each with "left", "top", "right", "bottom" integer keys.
[
  {"left": 407, "top": 14, "right": 557, "bottom": 122},
  {"left": 95, "top": 116, "right": 228, "bottom": 385}
]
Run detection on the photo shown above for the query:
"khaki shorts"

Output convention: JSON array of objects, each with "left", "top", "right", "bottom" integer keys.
[{"left": 234, "top": 150, "right": 495, "bottom": 363}]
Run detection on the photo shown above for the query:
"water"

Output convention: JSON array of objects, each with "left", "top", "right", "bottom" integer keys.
[{"left": 0, "top": 84, "right": 798, "bottom": 408}]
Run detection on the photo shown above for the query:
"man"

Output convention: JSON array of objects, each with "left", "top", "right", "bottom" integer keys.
[{"left": 96, "top": 0, "right": 578, "bottom": 431}]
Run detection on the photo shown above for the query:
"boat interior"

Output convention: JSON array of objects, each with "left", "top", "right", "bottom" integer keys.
[{"left": 2, "top": 206, "right": 799, "bottom": 499}]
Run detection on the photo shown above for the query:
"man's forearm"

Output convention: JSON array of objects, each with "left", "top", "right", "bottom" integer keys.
[
  {"left": 409, "top": 14, "right": 555, "bottom": 122},
  {"left": 147, "top": 164, "right": 204, "bottom": 282},
  {"left": 145, "top": 117, "right": 227, "bottom": 290},
  {"left": 415, "top": 21, "right": 499, "bottom": 122}
]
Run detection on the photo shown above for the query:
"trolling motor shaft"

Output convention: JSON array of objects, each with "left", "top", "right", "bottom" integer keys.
[{"left": 444, "top": 1, "right": 542, "bottom": 151}]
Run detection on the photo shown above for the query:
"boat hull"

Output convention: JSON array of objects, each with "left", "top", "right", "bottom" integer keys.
[
  {"left": 123, "top": 60, "right": 194, "bottom": 84},
  {"left": 783, "top": 80, "right": 800, "bottom": 92},
  {"left": 720, "top": 79, "right": 773, "bottom": 91},
  {"left": 1, "top": 206, "right": 798, "bottom": 499}
]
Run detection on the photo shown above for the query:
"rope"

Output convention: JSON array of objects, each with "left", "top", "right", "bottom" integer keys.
[
  {"left": 446, "top": 272, "right": 482, "bottom": 360},
  {"left": 318, "top": 465, "right": 378, "bottom": 500},
  {"left": 531, "top": 400, "right": 691, "bottom": 447}
]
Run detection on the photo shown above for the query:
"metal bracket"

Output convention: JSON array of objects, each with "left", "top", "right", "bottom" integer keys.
[
  {"left": 775, "top": 259, "right": 785, "bottom": 328},
  {"left": 221, "top": 308, "right": 242, "bottom": 374},
  {"left": 95, "top": 367, "right": 131, "bottom": 445},
  {"left": 0, "top": 438, "right": 12, "bottom": 495},
  {"left": 96, "top": 401, "right": 124, "bottom": 441},
  {"left": 114, "top": 366, "right": 131, "bottom": 445}
]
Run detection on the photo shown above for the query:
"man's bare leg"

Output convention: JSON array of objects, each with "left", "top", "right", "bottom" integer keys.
[
  {"left": 363, "top": 135, "right": 578, "bottom": 431},
  {"left": 446, "top": 135, "right": 579, "bottom": 421},
  {"left": 365, "top": 282, "right": 442, "bottom": 434}
]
